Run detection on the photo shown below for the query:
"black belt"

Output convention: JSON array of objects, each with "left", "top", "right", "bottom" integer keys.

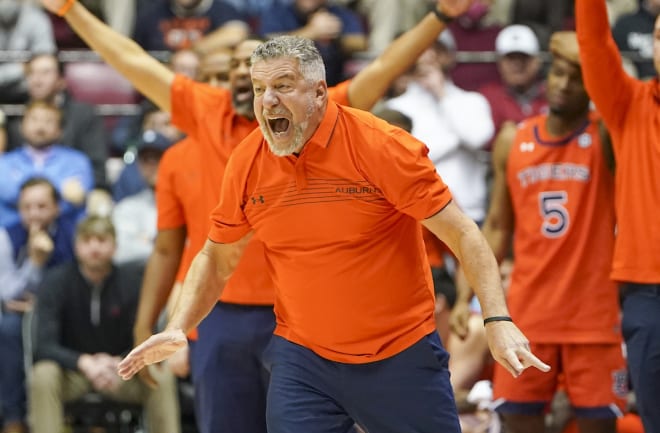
[{"left": 620, "top": 283, "right": 660, "bottom": 298}]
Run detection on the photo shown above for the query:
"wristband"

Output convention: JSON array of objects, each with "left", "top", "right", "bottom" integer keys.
[
  {"left": 56, "top": 0, "right": 76, "bottom": 17},
  {"left": 433, "top": 6, "right": 455, "bottom": 23},
  {"left": 483, "top": 315, "right": 513, "bottom": 326}
]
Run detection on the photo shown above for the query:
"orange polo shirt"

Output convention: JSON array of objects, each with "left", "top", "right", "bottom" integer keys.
[
  {"left": 208, "top": 101, "right": 452, "bottom": 363},
  {"left": 577, "top": 0, "right": 660, "bottom": 283},
  {"left": 169, "top": 76, "right": 352, "bottom": 304}
]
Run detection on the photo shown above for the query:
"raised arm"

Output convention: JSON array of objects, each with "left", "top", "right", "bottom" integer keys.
[
  {"left": 118, "top": 236, "right": 248, "bottom": 379},
  {"left": 42, "top": 0, "right": 174, "bottom": 111},
  {"left": 347, "top": 0, "right": 474, "bottom": 110},
  {"left": 574, "top": 0, "right": 637, "bottom": 129}
]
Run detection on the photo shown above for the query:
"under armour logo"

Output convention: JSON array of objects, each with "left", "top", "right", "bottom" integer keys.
[
  {"left": 520, "top": 142, "right": 535, "bottom": 152},
  {"left": 251, "top": 195, "right": 265, "bottom": 204}
]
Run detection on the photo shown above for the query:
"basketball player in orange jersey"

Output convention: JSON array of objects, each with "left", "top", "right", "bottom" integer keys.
[
  {"left": 576, "top": 1, "right": 660, "bottom": 432},
  {"left": 39, "top": 1, "right": 485, "bottom": 432},
  {"left": 479, "top": 32, "right": 627, "bottom": 433}
]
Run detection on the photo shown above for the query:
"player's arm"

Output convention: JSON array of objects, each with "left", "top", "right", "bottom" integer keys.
[
  {"left": 42, "top": 0, "right": 174, "bottom": 111},
  {"left": 481, "top": 122, "right": 516, "bottom": 262},
  {"left": 346, "top": 0, "right": 475, "bottom": 111},
  {"left": 118, "top": 235, "right": 249, "bottom": 380}
]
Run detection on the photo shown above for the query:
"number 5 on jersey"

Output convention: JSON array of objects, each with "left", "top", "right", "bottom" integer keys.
[{"left": 539, "top": 191, "right": 569, "bottom": 238}]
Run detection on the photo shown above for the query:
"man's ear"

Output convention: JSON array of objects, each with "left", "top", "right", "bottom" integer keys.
[{"left": 315, "top": 80, "right": 328, "bottom": 102}]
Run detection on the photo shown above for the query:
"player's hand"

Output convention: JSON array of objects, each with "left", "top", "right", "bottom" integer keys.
[
  {"left": 437, "top": 0, "right": 476, "bottom": 18},
  {"left": 549, "top": 31, "right": 580, "bottom": 65},
  {"left": 117, "top": 328, "right": 187, "bottom": 380},
  {"left": 449, "top": 299, "right": 471, "bottom": 339},
  {"left": 484, "top": 321, "right": 550, "bottom": 377}
]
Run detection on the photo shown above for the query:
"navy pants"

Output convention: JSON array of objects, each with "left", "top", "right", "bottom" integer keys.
[
  {"left": 621, "top": 284, "right": 660, "bottom": 433},
  {"left": 0, "top": 311, "right": 26, "bottom": 425},
  {"left": 190, "top": 302, "right": 275, "bottom": 433},
  {"left": 266, "top": 332, "right": 461, "bottom": 433}
]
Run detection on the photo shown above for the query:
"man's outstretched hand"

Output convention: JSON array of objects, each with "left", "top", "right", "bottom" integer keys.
[
  {"left": 486, "top": 321, "right": 551, "bottom": 378},
  {"left": 117, "top": 329, "right": 187, "bottom": 380}
]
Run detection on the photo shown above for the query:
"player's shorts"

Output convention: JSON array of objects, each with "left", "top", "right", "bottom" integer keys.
[{"left": 492, "top": 342, "right": 627, "bottom": 418}]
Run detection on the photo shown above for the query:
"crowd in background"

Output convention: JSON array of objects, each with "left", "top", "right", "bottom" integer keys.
[{"left": 0, "top": 0, "right": 657, "bottom": 433}]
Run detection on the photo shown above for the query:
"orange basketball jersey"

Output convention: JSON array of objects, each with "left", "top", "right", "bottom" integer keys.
[{"left": 505, "top": 113, "right": 620, "bottom": 343}]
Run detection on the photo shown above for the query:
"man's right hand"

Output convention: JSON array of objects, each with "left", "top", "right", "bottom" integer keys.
[
  {"left": 28, "top": 225, "right": 54, "bottom": 266},
  {"left": 118, "top": 328, "right": 187, "bottom": 380},
  {"left": 134, "top": 326, "right": 159, "bottom": 388}
]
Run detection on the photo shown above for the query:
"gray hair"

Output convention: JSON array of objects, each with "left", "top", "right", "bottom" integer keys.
[{"left": 250, "top": 36, "right": 326, "bottom": 83}]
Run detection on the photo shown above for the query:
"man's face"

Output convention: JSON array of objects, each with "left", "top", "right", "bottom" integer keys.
[
  {"left": 497, "top": 52, "right": 541, "bottom": 90},
  {"left": 75, "top": 234, "right": 116, "bottom": 271},
  {"left": 18, "top": 184, "right": 59, "bottom": 230},
  {"left": 252, "top": 57, "right": 326, "bottom": 156},
  {"left": 137, "top": 149, "right": 163, "bottom": 188},
  {"left": 546, "top": 57, "right": 590, "bottom": 118},
  {"left": 26, "top": 55, "right": 64, "bottom": 101},
  {"left": 198, "top": 50, "right": 231, "bottom": 89},
  {"left": 21, "top": 106, "right": 61, "bottom": 149},
  {"left": 170, "top": 49, "right": 200, "bottom": 79},
  {"left": 230, "top": 40, "right": 262, "bottom": 119}
]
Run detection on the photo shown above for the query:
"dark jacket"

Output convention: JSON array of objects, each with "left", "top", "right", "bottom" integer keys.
[{"left": 34, "top": 260, "right": 144, "bottom": 371}]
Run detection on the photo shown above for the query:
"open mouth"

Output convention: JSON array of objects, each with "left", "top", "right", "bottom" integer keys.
[
  {"left": 267, "top": 117, "right": 291, "bottom": 136},
  {"left": 234, "top": 84, "right": 253, "bottom": 102}
]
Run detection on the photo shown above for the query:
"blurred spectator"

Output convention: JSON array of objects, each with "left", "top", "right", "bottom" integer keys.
[
  {"left": 196, "top": 47, "right": 231, "bottom": 88},
  {"left": 607, "top": 0, "right": 638, "bottom": 24},
  {"left": 612, "top": 0, "right": 660, "bottom": 79},
  {"left": 0, "top": 102, "right": 94, "bottom": 228},
  {"left": 478, "top": 24, "right": 546, "bottom": 148},
  {"left": 132, "top": 0, "right": 249, "bottom": 55},
  {"left": 0, "top": 177, "right": 76, "bottom": 433},
  {"left": 0, "top": 0, "right": 55, "bottom": 103},
  {"left": 29, "top": 215, "right": 180, "bottom": 433},
  {"left": 386, "top": 30, "right": 494, "bottom": 223},
  {"left": 259, "top": 0, "right": 368, "bottom": 85},
  {"left": 112, "top": 101, "right": 183, "bottom": 202},
  {"left": 335, "top": 0, "right": 433, "bottom": 54},
  {"left": 112, "top": 130, "right": 173, "bottom": 264},
  {"left": 510, "top": 0, "right": 574, "bottom": 48},
  {"left": 6, "top": 53, "right": 108, "bottom": 190},
  {"left": 447, "top": 0, "right": 502, "bottom": 91},
  {"left": 169, "top": 48, "right": 201, "bottom": 79},
  {"left": 221, "top": 0, "right": 292, "bottom": 30}
]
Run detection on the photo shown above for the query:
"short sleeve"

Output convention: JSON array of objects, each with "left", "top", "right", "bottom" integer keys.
[
  {"left": 354, "top": 117, "right": 452, "bottom": 220},
  {"left": 207, "top": 151, "right": 252, "bottom": 244}
]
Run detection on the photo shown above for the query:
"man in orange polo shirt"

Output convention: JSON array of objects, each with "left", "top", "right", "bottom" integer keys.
[
  {"left": 118, "top": 36, "right": 550, "bottom": 433},
  {"left": 40, "top": 1, "right": 486, "bottom": 432},
  {"left": 576, "top": 1, "right": 660, "bottom": 432}
]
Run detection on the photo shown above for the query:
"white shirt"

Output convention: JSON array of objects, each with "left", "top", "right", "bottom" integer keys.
[{"left": 386, "top": 81, "right": 494, "bottom": 222}]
